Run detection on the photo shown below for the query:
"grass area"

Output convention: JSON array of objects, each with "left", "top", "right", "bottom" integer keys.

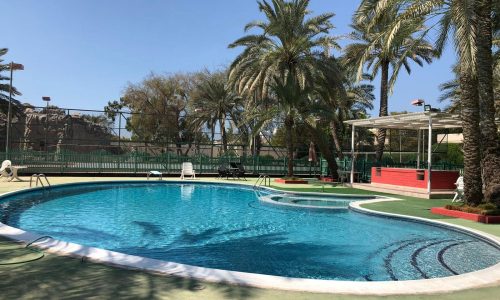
[{"left": 0, "top": 176, "right": 499, "bottom": 299}]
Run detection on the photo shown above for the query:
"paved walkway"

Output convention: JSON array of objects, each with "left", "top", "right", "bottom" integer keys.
[{"left": 0, "top": 176, "right": 499, "bottom": 299}]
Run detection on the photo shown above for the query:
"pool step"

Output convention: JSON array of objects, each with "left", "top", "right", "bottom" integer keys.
[{"left": 365, "top": 238, "right": 475, "bottom": 281}]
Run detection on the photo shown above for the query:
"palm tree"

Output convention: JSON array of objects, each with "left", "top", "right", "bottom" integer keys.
[
  {"left": 190, "top": 70, "right": 242, "bottom": 156},
  {"left": 370, "top": 0, "right": 496, "bottom": 204},
  {"left": 228, "top": 0, "right": 338, "bottom": 177},
  {"left": 0, "top": 48, "right": 22, "bottom": 113},
  {"left": 343, "top": 1, "right": 435, "bottom": 163},
  {"left": 301, "top": 67, "right": 375, "bottom": 179},
  {"left": 476, "top": 0, "right": 500, "bottom": 204},
  {"left": 314, "top": 64, "right": 375, "bottom": 160}
]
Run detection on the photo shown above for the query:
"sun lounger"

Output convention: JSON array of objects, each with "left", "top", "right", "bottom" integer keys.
[
  {"left": 230, "top": 162, "right": 247, "bottom": 180},
  {"left": 147, "top": 170, "right": 163, "bottom": 180},
  {"left": 452, "top": 176, "right": 464, "bottom": 202},
  {"left": 0, "top": 160, "right": 26, "bottom": 181},
  {"left": 180, "top": 162, "right": 196, "bottom": 180}
]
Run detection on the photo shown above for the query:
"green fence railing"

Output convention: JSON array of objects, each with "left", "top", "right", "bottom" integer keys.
[
  {"left": 4, "top": 150, "right": 462, "bottom": 181},
  {"left": 3, "top": 150, "right": 322, "bottom": 176}
]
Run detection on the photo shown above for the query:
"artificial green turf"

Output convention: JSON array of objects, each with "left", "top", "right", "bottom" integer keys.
[{"left": 270, "top": 182, "right": 500, "bottom": 237}]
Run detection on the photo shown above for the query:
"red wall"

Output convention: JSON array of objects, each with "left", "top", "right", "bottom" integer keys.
[{"left": 371, "top": 168, "right": 459, "bottom": 190}]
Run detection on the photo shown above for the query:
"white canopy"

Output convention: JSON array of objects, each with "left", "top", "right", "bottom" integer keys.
[{"left": 344, "top": 111, "right": 462, "bottom": 130}]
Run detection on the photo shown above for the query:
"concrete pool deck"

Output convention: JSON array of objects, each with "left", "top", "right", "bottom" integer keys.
[{"left": 1, "top": 176, "right": 499, "bottom": 299}]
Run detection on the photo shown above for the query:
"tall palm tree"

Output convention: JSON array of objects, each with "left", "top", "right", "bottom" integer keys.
[
  {"left": 228, "top": 0, "right": 338, "bottom": 177},
  {"left": 190, "top": 70, "right": 242, "bottom": 156},
  {"left": 343, "top": 1, "right": 435, "bottom": 163},
  {"left": 476, "top": 0, "right": 500, "bottom": 204},
  {"left": 371, "top": 0, "right": 496, "bottom": 204}
]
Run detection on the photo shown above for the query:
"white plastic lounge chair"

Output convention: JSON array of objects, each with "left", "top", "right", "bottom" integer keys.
[
  {"left": 452, "top": 176, "right": 464, "bottom": 202},
  {"left": 180, "top": 162, "right": 196, "bottom": 180},
  {"left": 147, "top": 170, "right": 162, "bottom": 180},
  {"left": 1, "top": 160, "right": 27, "bottom": 182},
  {"left": 0, "top": 160, "right": 13, "bottom": 180}
]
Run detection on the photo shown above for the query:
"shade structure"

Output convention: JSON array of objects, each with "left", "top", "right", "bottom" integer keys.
[
  {"left": 308, "top": 141, "right": 317, "bottom": 163},
  {"left": 344, "top": 111, "right": 463, "bottom": 129},
  {"left": 343, "top": 111, "right": 468, "bottom": 195}
]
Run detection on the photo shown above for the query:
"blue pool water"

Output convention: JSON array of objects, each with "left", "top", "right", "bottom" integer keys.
[{"left": 0, "top": 182, "right": 499, "bottom": 281}]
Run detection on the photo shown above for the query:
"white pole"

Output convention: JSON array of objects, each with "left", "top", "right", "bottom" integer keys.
[
  {"left": 427, "top": 115, "right": 432, "bottom": 194},
  {"left": 399, "top": 130, "right": 402, "bottom": 163},
  {"left": 5, "top": 62, "right": 14, "bottom": 159},
  {"left": 422, "top": 130, "right": 426, "bottom": 163},
  {"left": 350, "top": 125, "right": 355, "bottom": 184},
  {"left": 416, "top": 129, "right": 420, "bottom": 169}
]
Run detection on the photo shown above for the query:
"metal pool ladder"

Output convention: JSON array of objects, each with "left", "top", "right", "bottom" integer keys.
[
  {"left": 253, "top": 174, "right": 270, "bottom": 189},
  {"left": 30, "top": 174, "right": 51, "bottom": 188}
]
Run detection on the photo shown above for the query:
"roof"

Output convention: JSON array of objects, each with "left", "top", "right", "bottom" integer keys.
[{"left": 344, "top": 112, "right": 462, "bottom": 130}]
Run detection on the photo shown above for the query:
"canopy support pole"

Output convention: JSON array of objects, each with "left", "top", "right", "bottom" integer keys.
[
  {"left": 350, "top": 125, "right": 355, "bottom": 184},
  {"left": 427, "top": 115, "right": 433, "bottom": 194},
  {"left": 417, "top": 129, "right": 421, "bottom": 169}
]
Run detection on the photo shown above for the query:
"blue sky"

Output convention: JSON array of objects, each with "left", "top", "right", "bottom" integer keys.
[{"left": 3, "top": 0, "right": 456, "bottom": 115}]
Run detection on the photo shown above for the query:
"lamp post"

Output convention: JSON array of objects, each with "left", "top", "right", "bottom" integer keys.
[
  {"left": 411, "top": 98, "right": 433, "bottom": 194},
  {"left": 42, "top": 96, "right": 51, "bottom": 153},
  {"left": 5, "top": 62, "right": 24, "bottom": 159}
]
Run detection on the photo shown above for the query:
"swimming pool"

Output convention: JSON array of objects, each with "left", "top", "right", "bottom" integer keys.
[{"left": 0, "top": 182, "right": 499, "bottom": 283}]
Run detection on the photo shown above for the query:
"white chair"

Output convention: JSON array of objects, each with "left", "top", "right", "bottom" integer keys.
[
  {"left": 0, "top": 160, "right": 13, "bottom": 180},
  {"left": 180, "top": 162, "right": 196, "bottom": 180},
  {"left": 452, "top": 176, "right": 464, "bottom": 202}
]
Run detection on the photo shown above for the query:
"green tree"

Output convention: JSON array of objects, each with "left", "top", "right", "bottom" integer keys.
[
  {"left": 228, "top": 0, "right": 338, "bottom": 177},
  {"left": 0, "top": 48, "right": 22, "bottom": 114},
  {"left": 343, "top": 0, "right": 435, "bottom": 163},
  {"left": 189, "top": 70, "right": 243, "bottom": 157},
  {"left": 105, "top": 73, "right": 195, "bottom": 155}
]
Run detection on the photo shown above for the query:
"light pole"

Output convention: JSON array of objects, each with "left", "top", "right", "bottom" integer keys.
[
  {"left": 5, "top": 62, "right": 24, "bottom": 159},
  {"left": 42, "top": 96, "right": 51, "bottom": 153}
]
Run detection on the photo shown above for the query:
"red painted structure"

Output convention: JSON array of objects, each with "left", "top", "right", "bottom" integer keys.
[
  {"left": 371, "top": 167, "right": 459, "bottom": 190},
  {"left": 431, "top": 207, "right": 500, "bottom": 224}
]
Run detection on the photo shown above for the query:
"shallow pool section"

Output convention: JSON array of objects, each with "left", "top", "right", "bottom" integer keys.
[
  {"left": 0, "top": 182, "right": 499, "bottom": 281},
  {"left": 263, "top": 193, "right": 375, "bottom": 209}
]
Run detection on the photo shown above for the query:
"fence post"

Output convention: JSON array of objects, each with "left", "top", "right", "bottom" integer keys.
[
  {"left": 199, "top": 153, "right": 202, "bottom": 174},
  {"left": 283, "top": 157, "right": 286, "bottom": 176},
  {"left": 99, "top": 151, "right": 102, "bottom": 174},
  {"left": 362, "top": 159, "right": 368, "bottom": 179},
  {"left": 134, "top": 152, "right": 138, "bottom": 174},
  {"left": 167, "top": 152, "right": 170, "bottom": 174}
]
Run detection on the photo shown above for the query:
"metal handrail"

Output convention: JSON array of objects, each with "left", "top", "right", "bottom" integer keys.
[
  {"left": 253, "top": 174, "right": 270, "bottom": 189},
  {"left": 30, "top": 174, "right": 51, "bottom": 188}
]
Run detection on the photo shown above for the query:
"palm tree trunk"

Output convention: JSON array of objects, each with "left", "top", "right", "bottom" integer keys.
[
  {"left": 375, "top": 60, "right": 389, "bottom": 163},
  {"left": 475, "top": 0, "right": 500, "bottom": 205},
  {"left": 305, "top": 123, "right": 339, "bottom": 180},
  {"left": 329, "top": 120, "right": 344, "bottom": 159},
  {"left": 210, "top": 123, "right": 215, "bottom": 159},
  {"left": 460, "top": 69, "right": 484, "bottom": 205},
  {"left": 255, "top": 134, "right": 262, "bottom": 156},
  {"left": 220, "top": 117, "right": 227, "bottom": 154},
  {"left": 284, "top": 114, "right": 294, "bottom": 177}
]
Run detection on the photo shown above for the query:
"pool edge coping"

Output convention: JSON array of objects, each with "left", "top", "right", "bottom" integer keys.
[{"left": 0, "top": 180, "right": 498, "bottom": 295}]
